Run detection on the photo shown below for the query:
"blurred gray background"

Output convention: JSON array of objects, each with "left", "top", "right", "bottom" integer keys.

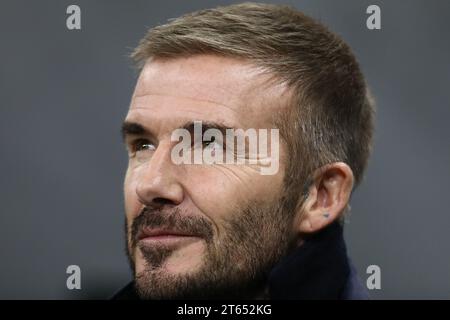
[{"left": 0, "top": 0, "right": 449, "bottom": 299}]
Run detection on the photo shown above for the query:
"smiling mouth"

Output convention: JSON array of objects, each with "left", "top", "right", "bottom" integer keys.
[{"left": 137, "top": 228, "right": 202, "bottom": 246}]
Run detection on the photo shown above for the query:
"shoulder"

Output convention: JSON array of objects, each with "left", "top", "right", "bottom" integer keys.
[{"left": 341, "top": 262, "right": 370, "bottom": 300}]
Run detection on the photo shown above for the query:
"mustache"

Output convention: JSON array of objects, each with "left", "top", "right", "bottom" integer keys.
[{"left": 130, "top": 205, "right": 214, "bottom": 249}]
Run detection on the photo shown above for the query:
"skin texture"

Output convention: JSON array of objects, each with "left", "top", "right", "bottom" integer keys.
[{"left": 122, "top": 54, "right": 354, "bottom": 299}]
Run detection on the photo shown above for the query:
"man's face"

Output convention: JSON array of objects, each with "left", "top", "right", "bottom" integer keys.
[{"left": 123, "top": 55, "right": 297, "bottom": 299}]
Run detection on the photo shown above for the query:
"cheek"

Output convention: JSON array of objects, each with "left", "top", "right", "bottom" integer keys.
[
  {"left": 124, "top": 168, "right": 141, "bottom": 222},
  {"left": 134, "top": 248, "right": 146, "bottom": 274},
  {"left": 184, "top": 165, "right": 285, "bottom": 222}
]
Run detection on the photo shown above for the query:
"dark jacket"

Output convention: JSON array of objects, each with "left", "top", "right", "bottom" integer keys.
[{"left": 112, "top": 222, "right": 369, "bottom": 300}]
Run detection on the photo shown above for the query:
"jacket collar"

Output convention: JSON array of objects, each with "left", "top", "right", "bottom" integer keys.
[{"left": 268, "top": 222, "right": 350, "bottom": 299}]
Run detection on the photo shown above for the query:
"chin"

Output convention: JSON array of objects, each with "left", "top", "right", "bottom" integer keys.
[
  {"left": 135, "top": 242, "right": 206, "bottom": 276},
  {"left": 162, "top": 258, "right": 204, "bottom": 275}
]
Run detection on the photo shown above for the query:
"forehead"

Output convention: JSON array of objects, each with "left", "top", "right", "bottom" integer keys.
[{"left": 128, "top": 55, "right": 287, "bottom": 129}]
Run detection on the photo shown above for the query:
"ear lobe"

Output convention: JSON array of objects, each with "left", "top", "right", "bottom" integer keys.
[
  {"left": 298, "top": 186, "right": 338, "bottom": 234},
  {"left": 296, "top": 162, "right": 354, "bottom": 235}
]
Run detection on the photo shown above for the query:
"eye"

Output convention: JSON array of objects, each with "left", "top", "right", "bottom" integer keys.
[
  {"left": 202, "top": 138, "right": 215, "bottom": 147},
  {"left": 129, "top": 138, "right": 156, "bottom": 157},
  {"left": 202, "top": 136, "right": 225, "bottom": 149}
]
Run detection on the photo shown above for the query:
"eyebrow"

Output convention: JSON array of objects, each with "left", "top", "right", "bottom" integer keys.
[
  {"left": 120, "top": 120, "right": 236, "bottom": 142},
  {"left": 180, "top": 121, "right": 233, "bottom": 137},
  {"left": 121, "top": 121, "right": 152, "bottom": 141}
]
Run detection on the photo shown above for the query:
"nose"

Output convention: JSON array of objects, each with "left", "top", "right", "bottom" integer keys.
[{"left": 135, "top": 141, "right": 184, "bottom": 206}]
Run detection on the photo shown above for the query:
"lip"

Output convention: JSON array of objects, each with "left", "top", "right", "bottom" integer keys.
[{"left": 137, "top": 228, "right": 201, "bottom": 245}]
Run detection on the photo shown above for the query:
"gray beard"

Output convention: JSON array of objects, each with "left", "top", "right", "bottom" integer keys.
[{"left": 126, "top": 195, "right": 296, "bottom": 300}]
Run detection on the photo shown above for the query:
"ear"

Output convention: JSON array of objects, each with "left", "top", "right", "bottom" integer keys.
[{"left": 296, "top": 162, "right": 354, "bottom": 234}]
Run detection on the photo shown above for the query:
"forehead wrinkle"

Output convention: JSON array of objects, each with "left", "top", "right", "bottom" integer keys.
[
  {"left": 130, "top": 92, "right": 242, "bottom": 115},
  {"left": 134, "top": 56, "right": 264, "bottom": 110},
  {"left": 131, "top": 57, "right": 286, "bottom": 130},
  {"left": 128, "top": 93, "right": 247, "bottom": 129}
]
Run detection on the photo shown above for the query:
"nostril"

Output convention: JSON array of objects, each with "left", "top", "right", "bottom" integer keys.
[
  {"left": 135, "top": 178, "right": 184, "bottom": 207},
  {"left": 153, "top": 197, "right": 176, "bottom": 206}
]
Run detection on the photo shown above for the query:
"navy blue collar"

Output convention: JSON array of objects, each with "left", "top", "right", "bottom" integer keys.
[{"left": 268, "top": 222, "right": 350, "bottom": 299}]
